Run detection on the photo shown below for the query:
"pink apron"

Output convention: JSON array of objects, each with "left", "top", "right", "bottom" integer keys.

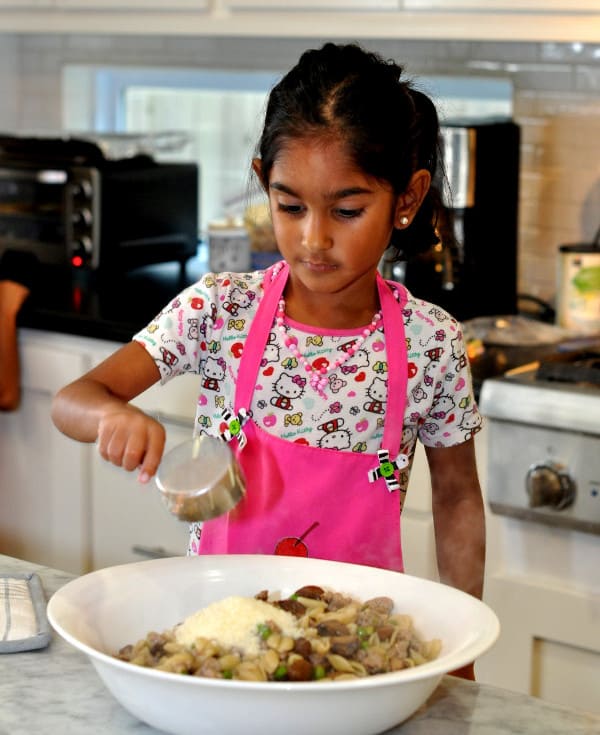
[{"left": 199, "top": 263, "right": 409, "bottom": 571}]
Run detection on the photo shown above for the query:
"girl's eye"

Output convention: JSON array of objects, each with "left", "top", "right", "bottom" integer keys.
[
  {"left": 337, "top": 208, "right": 364, "bottom": 219},
  {"left": 277, "top": 203, "right": 304, "bottom": 215}
]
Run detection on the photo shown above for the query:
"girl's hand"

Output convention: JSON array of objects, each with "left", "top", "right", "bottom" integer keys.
[
  {"left": 96, "top": 404, "right": 166, "bottom": 483},
  {"left": 449, "top": 662, "right": 476, "bottom": 681}
]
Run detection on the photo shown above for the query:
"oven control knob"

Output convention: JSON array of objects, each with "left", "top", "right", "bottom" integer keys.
[
  {"left": 72, "top": 179, "right": 93, "bottom": 199},
  {"left": 72, "top": 207, "right": 92, "bottom": 226},
  {"left": 526, "top": 463, "right": 575, "bottom": 510}
]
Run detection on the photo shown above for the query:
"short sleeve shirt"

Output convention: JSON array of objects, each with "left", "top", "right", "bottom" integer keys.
[{"left": 134, "top": 269, "right": 482, "bottom": 478}]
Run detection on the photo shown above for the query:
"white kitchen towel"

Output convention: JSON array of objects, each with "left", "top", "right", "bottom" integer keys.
[{"left": 0, "top": 573, "right": 51, "bottom": 652}]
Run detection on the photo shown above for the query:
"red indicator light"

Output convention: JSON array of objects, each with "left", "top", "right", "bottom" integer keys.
[{"left": 71, "top": 255, "right": 84, "bottom": 268}]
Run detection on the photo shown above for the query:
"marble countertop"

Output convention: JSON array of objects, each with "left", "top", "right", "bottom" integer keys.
[{"left": 2, "top": 554, "right": 599, "bottom": 735}]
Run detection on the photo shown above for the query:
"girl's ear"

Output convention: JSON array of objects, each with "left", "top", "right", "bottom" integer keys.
[
  {"left": 252, "top": 158, "right": 267, "bottom": 190},
  {"left": 394, "top": 169, "right": 431, "bottom": 228}
]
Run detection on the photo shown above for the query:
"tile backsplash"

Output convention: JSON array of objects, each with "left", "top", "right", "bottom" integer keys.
[{"left": 0, "top": 33, "right": 598, "bottom": 310}]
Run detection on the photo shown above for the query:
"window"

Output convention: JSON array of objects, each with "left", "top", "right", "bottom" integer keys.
[{"left": 63, "top": 66, "right": 512, "bottom": 237}]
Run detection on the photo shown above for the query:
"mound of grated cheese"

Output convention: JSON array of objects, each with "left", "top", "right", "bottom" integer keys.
[{"left": 174, "top": 596, "right": 300, "bottom": 656}]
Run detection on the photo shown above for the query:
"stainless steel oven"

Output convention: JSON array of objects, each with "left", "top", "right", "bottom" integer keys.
[
  {"left": 480, "top": 349, "right": 600, "bottom": 535},
  {"left": 477, "top": 349, "right": 600, "bottom": 713}
]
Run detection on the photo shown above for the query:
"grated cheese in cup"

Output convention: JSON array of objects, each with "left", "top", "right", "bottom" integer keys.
[{"left": 174, "top": 596, "right": 301, "bottom": 656}]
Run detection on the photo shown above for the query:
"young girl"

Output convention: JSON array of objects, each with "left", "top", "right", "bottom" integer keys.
[{"left": 52, "top": 42, "right": 484, "bottom": 609}]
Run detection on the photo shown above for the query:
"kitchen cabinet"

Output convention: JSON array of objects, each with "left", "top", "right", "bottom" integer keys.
[
  {"left": 401, "top": 425, "right": 488, "bottom": 582},
  {"left": 0, "top": 328, "right": 200, "bottom": 575},
  {"left": 84, "top": 336, "right": 201, "bottom": 570},
  {"left": 0, "top": 330, "right": 90, "bottom": 575},
  {"left": 0, "top": 1, "right": 55, "bottom": 6},
  {"left": 90, "top": 419, "right": 191, "bottom": 569},
  {"left": 404, "top": 0, "right": 599, "bottom": 9},
  {"left": 0, "top": 0, "right": 597, "bottom": 42},
  {"left": 225, "top": 0, "right": 398, "bottom": 9},
  {"left": 57, "top": 0, "right": 208, "bottom": 8}
]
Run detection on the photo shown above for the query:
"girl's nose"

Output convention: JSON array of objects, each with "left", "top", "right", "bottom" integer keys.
[{"left": 302, "top": 214, "right": 332, "bottom": 252}]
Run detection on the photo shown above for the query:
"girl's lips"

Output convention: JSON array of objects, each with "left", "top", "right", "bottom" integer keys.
[{"left": 302, "top": 260, "right": 338, "bottom": 272}]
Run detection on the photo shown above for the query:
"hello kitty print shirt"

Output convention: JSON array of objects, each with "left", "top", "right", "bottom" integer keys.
[{"left": 133, "top": 266, "right": 482, "bottom": 489}]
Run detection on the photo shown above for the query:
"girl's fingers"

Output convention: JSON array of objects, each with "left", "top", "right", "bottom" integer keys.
[{"left": 137, "top": 426, "right": 166, "bottom": 481}]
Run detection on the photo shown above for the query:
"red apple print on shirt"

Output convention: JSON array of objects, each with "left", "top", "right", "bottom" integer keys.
[
  {"left": 262, "top": 366, "right": 274, "bottom": 376},
  {"left": 354, "top": 371, "right": 366, "bottom": 382},
  {"left": 190, "top": 297, "right": 204, "bottom": 310},
  {"left": 231, "top": 342, "right": 244, "bottom": 358},
  {"left": 445, "top": 413, "right": 456, "bottom": 424},
  {"left": 312, "top": 356, "right": 329, "bottom": 371},
  {"left": 222, "top": 279, "right": 230, "bottom": 287},
  {"left": 407, "top": 362, "right": 418, "bottom": 378}
]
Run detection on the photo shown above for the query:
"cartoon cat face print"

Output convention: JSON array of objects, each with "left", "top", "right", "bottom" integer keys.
[
  {"left": 431, "top": 393, "right": 456, "bottom": 419},
  {"left": 451, "top": 334, "right": 468, "bottom": 371},
  {"left": 273, "top": 373, "right": 305, "bottom": 400},
  {"left": 262, "top": 332, "right": 281, "bottom": 366},
  {"left": 458, "top": 406, "right": 481, "bottom": 438},
  {"left": 317, "top": 418, "right": 351, "bottom": 450},
  {"left": 187, "top": 318, "right": 200, "bottom": 340}
]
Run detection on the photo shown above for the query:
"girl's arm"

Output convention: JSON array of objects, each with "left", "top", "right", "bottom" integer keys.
[
  {"left": 51, "top": 341, "right": 165, "bottom": 482},
  {"left": 425, "top": 438, "right": 486, "bottom": 682},
  {"left": 0, "top": 279, "right": 30, "bottom": 411},
  {"left": 425, "top": 438, "right": 486, "bottom": 599}
]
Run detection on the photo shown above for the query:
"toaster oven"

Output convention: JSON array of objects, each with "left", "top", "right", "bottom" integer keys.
[{"left": 0, "top": 135, "right": 199, "bottom": 271}]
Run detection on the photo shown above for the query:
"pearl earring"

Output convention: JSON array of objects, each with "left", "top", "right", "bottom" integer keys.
[{"left": 399, "top": 216, "right": 409, "bottom": 226}]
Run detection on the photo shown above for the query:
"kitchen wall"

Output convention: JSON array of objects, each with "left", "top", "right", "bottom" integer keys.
[{"left": 0, "top": 33, "right": 599, "bottom": 308}]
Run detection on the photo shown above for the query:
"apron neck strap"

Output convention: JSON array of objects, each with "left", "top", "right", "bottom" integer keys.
[
  {"left": 236, "top": 262, "right": 408, "bottom": 459},
  {"left": 376, "top": 272, "right": 407, "bottom": 458},
  {"left": 234, "top": 261, "right": 289, "bottom": 411}
]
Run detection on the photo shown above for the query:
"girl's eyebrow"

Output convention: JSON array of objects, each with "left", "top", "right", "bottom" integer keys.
[{"left": 270, "top": 182, "right": 373, "bottom": 200}]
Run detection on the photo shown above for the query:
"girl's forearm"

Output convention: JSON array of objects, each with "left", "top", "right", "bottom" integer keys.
[
  {"left": 51, "top": 379, "right": 128, "bottom": 442},
  {"left": 433, "top": 492, "right": 486, "bottom": 599}
]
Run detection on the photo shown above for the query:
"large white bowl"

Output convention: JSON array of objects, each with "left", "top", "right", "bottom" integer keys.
[{"left": 47, "top": 555, "right": 499, "bottom": 735}]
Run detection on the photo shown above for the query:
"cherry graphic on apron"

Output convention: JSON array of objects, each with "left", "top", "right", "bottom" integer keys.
[{"left": 275, "top": 521, "right": 320, "bottom": 557}]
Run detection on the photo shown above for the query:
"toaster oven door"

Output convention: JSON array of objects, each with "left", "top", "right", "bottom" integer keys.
[{"left": 0, "top": 166, "right": 70, "bottom": 265}]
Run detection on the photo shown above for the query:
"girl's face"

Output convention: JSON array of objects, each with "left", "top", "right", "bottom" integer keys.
[{"left": 256, "top": 136, "right": 408, "bottom": 300}]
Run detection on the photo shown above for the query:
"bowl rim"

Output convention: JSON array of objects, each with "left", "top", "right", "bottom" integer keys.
[{"left": 47, "top": 554, "right": 500, "bottom": 692}]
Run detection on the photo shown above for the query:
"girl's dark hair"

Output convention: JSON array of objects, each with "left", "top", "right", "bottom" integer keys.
[{"left": 255, "top": 42, "right": 444, "bottom": 259}]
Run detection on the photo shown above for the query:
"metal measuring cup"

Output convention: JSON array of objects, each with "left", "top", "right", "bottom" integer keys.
[{"left": 155, "top": 435, "right": 246, "bottom": 522}]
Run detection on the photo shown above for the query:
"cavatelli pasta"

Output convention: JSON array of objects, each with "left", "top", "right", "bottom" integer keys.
[{"left": 115, "top": 585, "right": 441, "bottom": 682}]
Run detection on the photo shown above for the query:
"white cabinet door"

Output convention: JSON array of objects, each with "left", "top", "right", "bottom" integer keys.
[
  {"left": 57, "top": 1, "right": 207, "bottom": 7},
  {"left": 402, "top": 426, "right": 489, "bottom": 582},
  {"left": 403, "top": 0, "right": 598, "bottom": 9},
  {"left": 90, "top": 419, "right": 193, "bottom": 569},
  {"left": 226, "top": 0, "right": 398, "bottom": 8},
  {"left": 0, "top": 1, "right": 55, "bottom": 6},
  {"left": 0, "top": 333, "right": 90, "bottom": 575}
]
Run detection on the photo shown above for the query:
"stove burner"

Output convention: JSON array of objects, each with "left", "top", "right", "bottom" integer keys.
[{"left": 536, "top": 350, "right": 600, "bottom": 386}]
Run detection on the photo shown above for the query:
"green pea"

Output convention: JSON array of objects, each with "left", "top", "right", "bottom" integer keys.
[
  {"left": 274, "top": 664, "right": 288, "bottom": 680},
  {"left": 256, "top": 623, "right": 272, "bottom": 640},
  {"left": 313, "top": 665, "right": 326, "bottom": 680}
]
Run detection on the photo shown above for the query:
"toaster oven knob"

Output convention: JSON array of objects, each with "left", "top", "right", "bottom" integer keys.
[
  {"left": 72, "top": 180, "right": 93, "bottom": 199},
  {"left": 72, "top": 207, "right": 92, "bottom": 226},
  {"left": 74, "top": 236, "right": 93, "bottom": 254},
  {"left": 69, "top": 237, "right": 93, "bottom": 267},
  {"left": 526, "top": 462, "right": 575, "bottom": 510}
]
